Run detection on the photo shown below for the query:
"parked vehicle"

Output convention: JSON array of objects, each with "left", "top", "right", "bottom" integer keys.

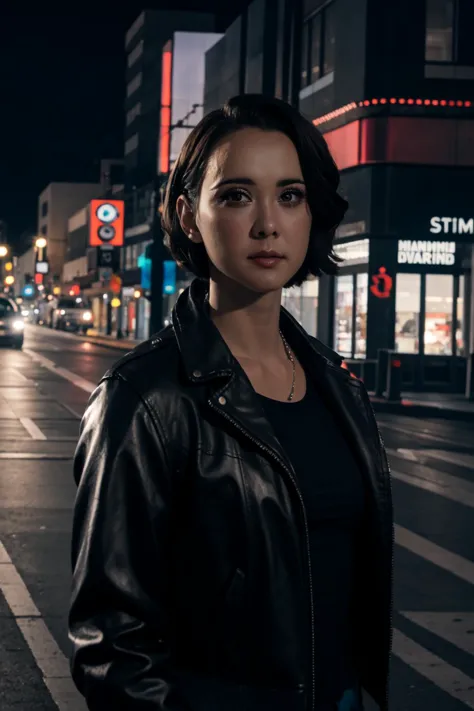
[
  {"left": 0, "top": 296, "right": 25, "bottom": 349},
  {"left": 50, "top": 297, "right": 93, "bottom": 333}
]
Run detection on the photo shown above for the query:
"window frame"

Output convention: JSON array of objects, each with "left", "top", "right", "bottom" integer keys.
[
  {"left": 301, "top": 0, "right": 336, "bottom": 89},
  {"left": 425, "top": 0, "right": 457, "bottom": 64}
]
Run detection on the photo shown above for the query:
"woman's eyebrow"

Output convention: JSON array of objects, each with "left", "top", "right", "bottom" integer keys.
[{"left": 212, "top": 177, "right": 305, "bottom": 189}]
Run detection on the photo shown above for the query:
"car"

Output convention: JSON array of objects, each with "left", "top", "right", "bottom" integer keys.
[
  {"left": 51, "top": 297, "right": 93, "bottom": 333},
  {"left": 0, "top": 296, "right": 25, "bottom": 349}
]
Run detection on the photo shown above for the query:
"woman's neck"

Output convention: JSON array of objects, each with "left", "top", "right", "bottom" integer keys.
[{"left": 208, "top": 279, "right": 283, "bottom": 362}]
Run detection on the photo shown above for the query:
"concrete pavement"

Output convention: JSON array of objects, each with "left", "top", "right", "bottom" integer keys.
[{"left": 0, "top": 324, "right": 474, "bottom": 709}]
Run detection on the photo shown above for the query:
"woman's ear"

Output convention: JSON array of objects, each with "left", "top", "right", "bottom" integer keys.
[{"left": 176, "top": 195, "right": 203, "bottom": 243}]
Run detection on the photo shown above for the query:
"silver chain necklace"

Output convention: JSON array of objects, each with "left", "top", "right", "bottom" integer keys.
[{"left": 279, "top": 330, "right": 296, "bottom": 401}]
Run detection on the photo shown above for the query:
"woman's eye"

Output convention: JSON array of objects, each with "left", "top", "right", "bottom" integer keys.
[
  {"left": 219, "top": 189, "right": 250, "bottom": 204},
  {"left": 279, "top": 188, "right": 306, "bottom": 205}
]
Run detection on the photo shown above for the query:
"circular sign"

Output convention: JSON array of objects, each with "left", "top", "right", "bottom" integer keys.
[
  {"left": 96, "top": 203, "right": 119, "bottom": 223},
  {"left": 98, "top": 225, "right": 116, "bottom": 242}
]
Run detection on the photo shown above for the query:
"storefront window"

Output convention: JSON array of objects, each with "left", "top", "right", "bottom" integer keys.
[
  {"left": 424, "top": 274, "right": 453, "bottom": 355},
  {"left": 456, "top": 275, "right": 465, "bottom": 356},
  {"left": 355, "top": 273, "right": 368, "bottom": 358},
  {"left": 282, "top": 279, "right": 319, "bottom": 337},
  {"left": 334, "top": 275, "right": 353, "bottom": 357},
  {"left": 395, "top": 274, "right": 421, "bottom": 354}
]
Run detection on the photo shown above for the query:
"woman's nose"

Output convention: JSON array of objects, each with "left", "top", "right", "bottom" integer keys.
[{"left": 251, "top": 203, "right": 279, "bottom": 239}]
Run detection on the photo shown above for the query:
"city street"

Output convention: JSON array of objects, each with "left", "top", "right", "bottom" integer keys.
[{"left": 0, "top": 324, "right": 473, "bottom": 710}]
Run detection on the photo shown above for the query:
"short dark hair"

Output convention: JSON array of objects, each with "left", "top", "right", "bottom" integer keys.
[{"left": 162, "top": 94, "right": 348, "bottom": 287}]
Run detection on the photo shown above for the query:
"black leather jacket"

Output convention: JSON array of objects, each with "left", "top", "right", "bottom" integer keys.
[{"left": 70, "top": 279, "right": 393, "bottom": 711}]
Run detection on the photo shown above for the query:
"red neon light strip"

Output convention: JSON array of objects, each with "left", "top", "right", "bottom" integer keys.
[
  {"left": 159, "top": 44, "right": 173, "bottom": 174},
  {"left": 313, "top": 97, "right": 472, "bottom": 127}
]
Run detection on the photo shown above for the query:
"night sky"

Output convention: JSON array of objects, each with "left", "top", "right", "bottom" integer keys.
[{"left": 0, "top": 3, "right": 245, "bottom": 252}]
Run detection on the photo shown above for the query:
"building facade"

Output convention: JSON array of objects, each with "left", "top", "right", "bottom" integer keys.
[
  {"left": 37, "top": 182, "right": 102, "bottom": 289},
  {"left": 203, "top": 0, "right": 474, "bottom": 393},
  {"left": 122, "top": 9, "right": 230, "bottom": 337}
]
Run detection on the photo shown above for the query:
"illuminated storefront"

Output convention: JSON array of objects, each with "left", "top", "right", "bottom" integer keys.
[{"left": 316, "top": 167, "right": 473, "bottom": 392}]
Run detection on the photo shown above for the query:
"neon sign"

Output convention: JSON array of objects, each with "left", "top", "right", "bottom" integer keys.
[{"left": 370, "top": 266, "right": 393, "bottom": 299}]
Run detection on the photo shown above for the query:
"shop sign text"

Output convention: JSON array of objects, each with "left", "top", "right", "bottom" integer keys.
[
  {"left": 430, "top": 217, "right": 473, "bottom": 234},
  {"left": 398, "top": 240, "right": 455, "bottom": 265}
]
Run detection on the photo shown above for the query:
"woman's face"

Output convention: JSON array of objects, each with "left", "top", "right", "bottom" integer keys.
[{"left": 179, "top": 127, "right": 312, "bottom": 295}]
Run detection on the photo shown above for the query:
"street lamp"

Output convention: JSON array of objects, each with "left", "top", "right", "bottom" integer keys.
[
  {"left": 35, "top": 237, "right": 47, "bottom": 250},
  {"left": 0, "top": 245, "right": 8, "bottom": 258}
]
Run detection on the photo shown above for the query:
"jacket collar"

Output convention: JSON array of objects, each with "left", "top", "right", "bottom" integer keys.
[
  {"left": 172, "top": 280, "right": 382, "bottom": 503},
  {"left": 172, "top": 278, "right": 342, "bottom": 385}
]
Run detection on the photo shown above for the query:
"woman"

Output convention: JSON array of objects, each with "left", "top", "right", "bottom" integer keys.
[{"left": 69, "top": 94, "right": 393, "bottom": 711}]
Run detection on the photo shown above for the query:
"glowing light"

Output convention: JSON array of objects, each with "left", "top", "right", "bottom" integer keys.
[{"left": 312, "top": 96, "right": 473, "bottom": 127}]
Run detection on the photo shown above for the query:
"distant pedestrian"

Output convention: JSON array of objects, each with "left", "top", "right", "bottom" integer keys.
[{"left": 69, "top": 94, "right": 393, "bottom": 710}]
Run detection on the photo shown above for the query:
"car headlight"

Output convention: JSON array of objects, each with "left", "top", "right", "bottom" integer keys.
[
  {"left": 13, "top": 320, "right": 25, "bottom": 332},
  {"left": 82, "top": 311, "right": 92, "bottom": 321},
  {"left": 21, "top": 310, "right": 29, "bottom": 317},
  {"left": 60, "top": 309, "right": 66, "bottom": 315}
]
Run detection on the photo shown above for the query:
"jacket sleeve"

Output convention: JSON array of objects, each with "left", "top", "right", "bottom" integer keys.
[{"left": 69, "top": 374, "right": 191, "bottom": 710}]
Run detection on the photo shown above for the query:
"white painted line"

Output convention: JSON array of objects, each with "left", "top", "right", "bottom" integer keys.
[
  {"left": 379, "top": 422, "right": 464, "bottom": 448},
  {"left": 392, "top": 628, "right": 474, "bottom": 708},
  {"left": 391, "top": 468, "right": 474, "bottom": 509},
  {"left": 19, "top": 417, "right": 47, "bottom": 441},
  {"left": 422, "top": 449, "right": 474, "bottom": 471},
  {"left": 24, "top": 349, "right": 96, "bottom": 394},
  {"left": 401, "top": 612, "right": 474, "bottom": 656},
  {"left": 0, "top": 539, "right": 87, "bottom": 710},
  {"left": 395, "top": 525, "right": 474, "bottom": 585},
  {"left": 11, "top": 368, "right": 30, "bottom": 383}
]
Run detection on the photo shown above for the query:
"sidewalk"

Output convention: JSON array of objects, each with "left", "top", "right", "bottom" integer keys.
[{"left": 79, "top": 329, "right": 139, "bottom": 351}]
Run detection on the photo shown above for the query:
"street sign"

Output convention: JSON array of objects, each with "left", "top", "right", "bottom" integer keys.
[
  {"left": 89, "top": 199, "right": 124, "bottom": 247},
  {"left": 97, "top": 246, "right": 119, "bottom": 270},
  {"left": 35, "top": 261, "right": 49, "bottom": 274}
]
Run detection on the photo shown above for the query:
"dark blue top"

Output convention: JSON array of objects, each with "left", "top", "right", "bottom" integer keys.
[{"left": 258, "top": 374, "right": 366, "bottom": 708}]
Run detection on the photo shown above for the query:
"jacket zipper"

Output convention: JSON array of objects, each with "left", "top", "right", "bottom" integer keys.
[
  {"left": 329, "top": 366, "right": 394, "bottom": 710},
  {"left": 375, "top": 423, "right": 394, "bottom": 711},
  {"left": 208, "top": 398, "right": 316, "bottom": 711}
]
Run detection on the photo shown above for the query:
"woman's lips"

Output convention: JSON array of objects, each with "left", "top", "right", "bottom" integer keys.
[{"left": 248, "top": 253, "right": 285, "bottom": 268}]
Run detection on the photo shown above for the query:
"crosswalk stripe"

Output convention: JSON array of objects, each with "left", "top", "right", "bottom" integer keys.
[
  {"left": 395, "top": 525, "right": 474, "bottom": 585},
  {"left": 391, "top": 468, "right": 474, "bottom": 509},
  {"left": 401, "top": 612, "right": 474, "bottom": 656},
  {"left": 392, "top": 628, "right": 474, "bottom": 708},
  {"left": 419, "top": 449, "right": 474, "bottom": 471}
]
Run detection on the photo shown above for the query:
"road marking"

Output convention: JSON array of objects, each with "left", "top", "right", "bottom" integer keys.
[
  {"left": 379, "top": 422, "right": 465, "bottom": 448},
  {"left": 390, "top": 467, "right": 474, "bottom": 509},
  {"left": 11, "top": 368, "right": 30, "bottom": 383},
  {"left": 0, "top": 540, "right": 87, "bottom": 710},
  {"left": 401, "top": 612, "right": 474, "bottom": 656},
  {"left": 19, "top": 417, "right": 47, "bottom": 440},
  {"left": 24, "top": 349, "right": 96, "bottom": 394},
  {"left": 421, "top": 449, "right": 474, "bottom": 470},
  {"left": 392, "top": 628, "right": 474, "bottom": 708},
  {"left": 0, "top": 453, "right": 73, "bottom": 460},
  {"left": 395, "top": 525, "right": 474, "bottom": 585}
]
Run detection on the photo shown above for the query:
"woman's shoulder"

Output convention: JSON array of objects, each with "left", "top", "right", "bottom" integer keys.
[{"left": 100, "top": 326, "right": 184, "bottom": 398}]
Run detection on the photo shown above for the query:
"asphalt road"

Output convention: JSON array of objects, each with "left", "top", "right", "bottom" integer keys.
[{"left": 0, "top": 324, "right": 473, "bottom": 710}]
